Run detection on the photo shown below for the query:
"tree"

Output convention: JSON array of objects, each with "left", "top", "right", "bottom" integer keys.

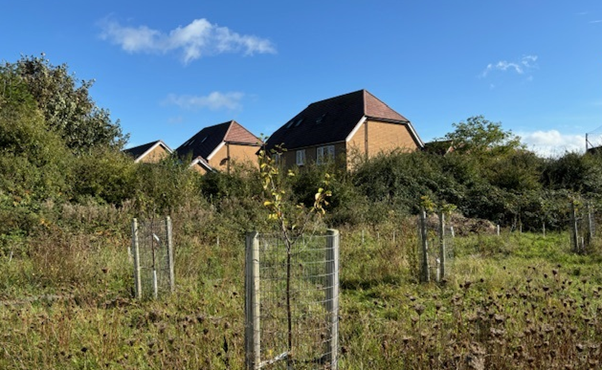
[
  {"left": 258, "top": 144, "right": 331, "bottom": 367},
  {"left": 4, "top": 54, "right": 127, "bottom": 154},
  {"left": 0, "top": 67, "right": 71, "bottom": 200},
  {"left": 443, "top": 115, "right": 523, "bottom": 155},
  {"left": 541, "top": 151, "right": 602, "bottom": 195}
]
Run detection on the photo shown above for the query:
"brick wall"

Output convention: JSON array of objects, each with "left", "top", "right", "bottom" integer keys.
[
  {"left": 209, "top": 143, "right": 260, "bottom": 171},
  {"left": 365, "top": 119, "right": 418, "bottom": 156},
  {"left": 139, "top": 145, "right": 170, "bottom": 163}
]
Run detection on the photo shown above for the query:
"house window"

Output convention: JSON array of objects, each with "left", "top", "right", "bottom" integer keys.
[
  {"left": 271, "top": 153, "right": 281, "bottom": 165},
  {"left": 296, "top": 149, "right": 306, "bottom": 166},
  {"left": 316, "top": 145, "right": 335, "bottom": 165}
]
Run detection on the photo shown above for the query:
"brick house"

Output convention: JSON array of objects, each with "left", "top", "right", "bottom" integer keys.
[
  {"left": 123, "top": 140, "right": 173, "bottom": 163},
  {"left": 175, "top": 120, "right": 261, "bottom": 174},
  {"left": 264, "top": 89, "right": 424, "bottom": 169}
]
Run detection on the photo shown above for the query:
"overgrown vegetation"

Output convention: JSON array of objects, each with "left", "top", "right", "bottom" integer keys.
[{"left": 2, "top": 54, "right": 602, "bottom": 368}]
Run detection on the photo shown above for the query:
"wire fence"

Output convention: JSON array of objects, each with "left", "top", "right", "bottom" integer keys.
[
  {"left": 417, "top": 210, "right": 455, "bottom": 283},
  {"left": 568, "top": 200, "right": 601, "bottom": 254},
  {"left": 131, "top": 217, "right": 175, "bottom": 300},
  {"left": 245, "top": 230, "right": 339, "bottom": 370}
]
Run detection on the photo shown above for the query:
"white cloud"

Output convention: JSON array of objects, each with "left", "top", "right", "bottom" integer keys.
[
  {"left": 164, "top": 91, "right": 245, "bottom": 111},
  {"left": 167, "top": 116, "right": 184, "bottom": 125},
  {"left": 99, "top": 17, "right": 276, "bottom": 63},
  {"left": 519, "top": 130, "right": 585, "bottom": 157},
  {"left": 481, "top": 55, "right": 538, "bottom": 78}
]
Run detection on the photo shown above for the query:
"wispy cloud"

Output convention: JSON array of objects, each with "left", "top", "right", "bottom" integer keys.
[
  {"left": 99, "top": 17, "right": 276, "bottom": 63},
  {"left": 164, "top": 91, "right": 245, "bottom": 111},
  {"left": 589, "top": 20, "right": 602, "bottom": 24},
  {"left": 167, "top": 116, "right": 184, "bottom": 125},
  {"left": 481, "top": 55, "right": 538, "bottom": 78},
  {"left": 519, "top": 129, "right": 584, "bottom": 157}
]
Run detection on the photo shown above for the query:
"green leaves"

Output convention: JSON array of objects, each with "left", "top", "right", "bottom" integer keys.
[
  {"left": 443, "top": 115, "right": 523, "bottom": 155},
  {"left": 258, "top": 142, "right": 331, "bottom": 239},
  {"left": 10, "top": 54, "right": 127, "bottom": 154}
]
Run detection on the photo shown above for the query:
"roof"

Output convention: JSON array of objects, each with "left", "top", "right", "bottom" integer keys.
[
  {"left": 189, "top": 156, "right": 213, "bottom": 172},
  {"left": 123, "top": 140, "right": 172, "bottom": 162},
  {"left": 265, "top": 89, "right": 423, "bottom": 150},
  {"left": 175, "top": 120, "right": 261, "bottom": 161}
]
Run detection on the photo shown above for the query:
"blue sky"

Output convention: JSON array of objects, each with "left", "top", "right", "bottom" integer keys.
[{"left": 3, "top": 1, "right": 602, "bottom": 156}]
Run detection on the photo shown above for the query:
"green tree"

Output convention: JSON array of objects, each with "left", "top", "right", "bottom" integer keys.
[
  {"left": 0, "top": 68, "right": 73, "bottom": 235},
  {"left": 0, "top": 68, "right": 71, "bottom": 200},
  {"left": 4, "top": 54, "right": 127, "bottom": 153},
  {"left": 542, "top": 151, "right": 602, "bottom": 195},
  {"left": 443, "top": 115, "right": 523, "bottom": 155},
  {"left": 70, "top": 147, "right": 136, "bottom": 205}
]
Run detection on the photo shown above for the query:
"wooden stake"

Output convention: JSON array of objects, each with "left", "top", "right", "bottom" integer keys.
[
  {"left": 419, "top": 209, "right": 430, "bottom": 283},
  {"left": 326, "top": 229, "right": 340, "bottom": 370},
  {"left": 438, "top": 212, "right": 446, "bottom": 282},
  {"left": 166, "top": 216, "right": 175, "bottom": 293},
  {"left": 245, "top": 232, "right": 261, "bottom": 370},
  {"left": 132, "top": 219, "right": 142, "bottom": 300},
  {"left": 571, "top": 201, "right": 580, "bottom": 253}
]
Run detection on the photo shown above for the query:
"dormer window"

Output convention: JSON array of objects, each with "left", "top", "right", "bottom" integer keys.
[{"left": 316, "top": 113, "right": 327, "bottom": 124}]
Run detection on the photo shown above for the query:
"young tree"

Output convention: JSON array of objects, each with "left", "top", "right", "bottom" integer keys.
[
  {"left": 4, "top": 54, "right": 127, "bottom": 154},
  {"left": 258, "top": 144, "right": 331, "bottom": 367}
]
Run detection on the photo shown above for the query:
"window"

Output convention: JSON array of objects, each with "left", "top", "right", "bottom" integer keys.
[
  {"left": 271, "top": 153, "right": 281, "bottom": 165},
  {"left": 296, "top": 149, "right": 306, "bottom": 166},
  {"left": 316, "top": 145, "right": 335, "bottom": 165},
  {"left": 315, "top": 113, "right": 327, "bottom": 124}
]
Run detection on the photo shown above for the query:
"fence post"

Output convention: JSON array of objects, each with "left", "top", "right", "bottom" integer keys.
[
  {"left": 438, "top": 211, "right": 446, "bottom": 282},
  {"left": 571, "top": 201, "right": 580, "bottom": 253},
  {"left": 326, "top": 229, "right": 340, "bottom": 370},
  {"left": 586, "top": 201, "right": 594, "bottom": 250},
  {"left": 419, "top": 208, "right": 430, "bottom": 283},
  {"left": 165, "top": 216, "right": 175, "bottom": 293},
  {"left": 245, "top": 232, "right": 261, "bottom": 370},
  {"left": 131, "top": 219, "right": 142, "bottom": 299}
]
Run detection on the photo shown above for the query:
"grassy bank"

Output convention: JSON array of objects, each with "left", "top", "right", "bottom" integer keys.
[{"left": 1, "top": 204, "right": 601, "bottom": 369}]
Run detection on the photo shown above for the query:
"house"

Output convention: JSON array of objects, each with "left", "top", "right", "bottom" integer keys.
[
  {"left": 123, "top": 140, "right": 173, "bottom": 163},
  {"left": 175, "top": 120, "right": 261, "bottom": 174},
  {"left": 263, "top": 89, "right": 424, "bottom": 169}
]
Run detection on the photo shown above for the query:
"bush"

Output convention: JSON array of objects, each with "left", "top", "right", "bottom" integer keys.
[{"left": 69, "top": 148, "right": 136, "bottom": 205}]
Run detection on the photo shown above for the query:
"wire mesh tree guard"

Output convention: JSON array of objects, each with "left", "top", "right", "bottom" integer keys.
[
  {"left": 131, "top": 216, "right": 175, "bottom": 300},
  {"left": 569, "top": 200, "right": 599, "bottom": 254},
  {"left": 418, "top": 210, "right": 454, "bottom": 283},
  {"left": 245, "top": 230, "right": 339, "bottom": 370}
]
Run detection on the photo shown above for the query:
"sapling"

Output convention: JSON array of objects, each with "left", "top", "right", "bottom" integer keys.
[{"left": 258, "top": 143, "right": 331, "bottom": 367}]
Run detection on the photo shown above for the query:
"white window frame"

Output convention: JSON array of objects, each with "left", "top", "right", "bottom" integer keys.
[
  {"left": 271, "top": 153, "right": 281, "bottom": 165},
  {"left": 316, "top": 145, "right": 335, "bottom": 165},
  {"left": 296, "top": 149, "right": 306, "bottom": 166}
]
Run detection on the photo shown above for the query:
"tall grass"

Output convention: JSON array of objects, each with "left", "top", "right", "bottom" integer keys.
[{"left": 1, "top": 202, "right": 602, "bottom": 369}]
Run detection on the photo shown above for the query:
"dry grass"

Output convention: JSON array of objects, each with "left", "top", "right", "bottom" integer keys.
[{"left": 1, "top": 203, "right": 602, "bottom": 369}]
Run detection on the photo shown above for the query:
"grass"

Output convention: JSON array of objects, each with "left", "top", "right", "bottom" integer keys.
[{"left": 1, "top": 203, "right": 602, "bottom": 369}]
